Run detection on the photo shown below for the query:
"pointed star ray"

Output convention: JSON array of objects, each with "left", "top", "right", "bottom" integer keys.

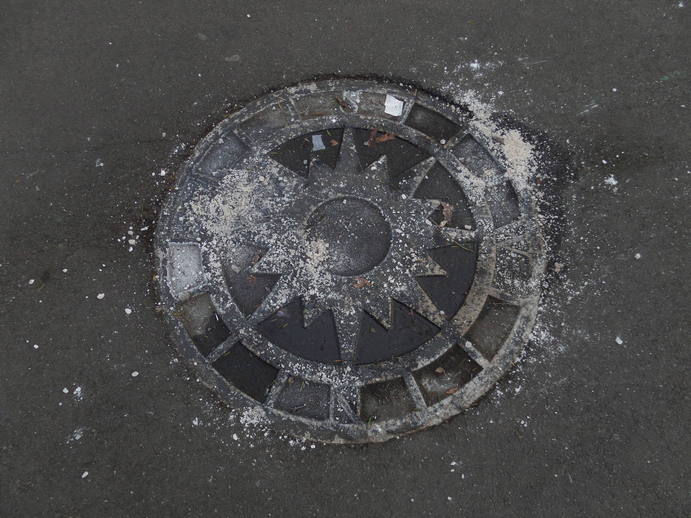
[
  {"left": 411, "top": 254, "right": 447, "bottom": 277},
  {"left": 301, "top": 296, "right": 331, "bottom": 328},
  {"left": 247, "top": 274, "right": 298, "bottom": 326},
  {"left": 399, "top": 156, "right": 436, "bottom": 196},
  {"left": 363, "top": 154, "right": 389, "bottom": 185},
  {"left": 333, "top": 127, "right": 362, "bottom": 175},
  {"left": 362, "top": 291, "right": 393, "bottom": 330},
  {"left": 332, "top": 307, "right": 362, "bottom": 362},
  {"left": 394, "top": 282, "right": 448, "bottom": 327},
  {"left": 250, "top": 246, "right": 294, "bottom": 275}
]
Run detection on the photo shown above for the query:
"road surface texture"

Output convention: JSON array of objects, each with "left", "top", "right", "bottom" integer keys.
[{"left": 1, "top": 1, "right": 688, "bottom": 516}]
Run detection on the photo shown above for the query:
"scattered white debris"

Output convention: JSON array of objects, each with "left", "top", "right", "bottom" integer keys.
[
  {"left": 124, "top": 308, "right": 132, "bottom": 315},
  {"left": 96, "top": 293, "right": 105, "bottom": 300},
  {"left": 73, "top": 386, "right": 83, "bottom": 401},
  {"left": 384, "top": 94, "right": 404, "bottom": 116},
  {"left": 604, "top": 175, "right": 618, "bottom": 186},
  {"left": 131, "top": 371, "right": 139, "bottom": 377},
  {"left": 67, "top": 427, "right": 86, "bottom": 443},
  {"left": 159, "top": 169, "right": 167, "bottom": 176},
  {"left": 192, "top": 417, "right": 200, "bottom": 426},
  {"left": 95, "top": 159, "right": 104, "bottom": 168},
  {"left": 615, "top": 336, "right": 623, "bottom": 345}
]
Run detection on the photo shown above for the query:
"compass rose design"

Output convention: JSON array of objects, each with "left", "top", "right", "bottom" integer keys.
[
  {"left": 156, "top": 80, "right": 547, "bottom": 442},
  {"left": 244, "top": 128, "right": 452, "bottom": 363}
]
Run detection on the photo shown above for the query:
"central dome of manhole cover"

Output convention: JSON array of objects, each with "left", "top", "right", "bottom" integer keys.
[{"left": 156, "top": 79, "right": 546, "bottom": 443}]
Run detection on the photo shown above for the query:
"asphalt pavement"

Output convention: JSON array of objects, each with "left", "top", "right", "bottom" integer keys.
[{"left": 1, "top": 1, "right": 688, "bottom": 516}]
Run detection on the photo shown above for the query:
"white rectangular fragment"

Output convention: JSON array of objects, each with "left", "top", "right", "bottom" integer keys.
[
  {"left": 384, "top": 94, "right": 404, "bottom": 116},
  {"left": 311, "top": 134, "right": 326, "bottom": 151}
]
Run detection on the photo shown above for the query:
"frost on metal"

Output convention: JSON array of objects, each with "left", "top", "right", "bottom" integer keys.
[{"left": 155, "top": 79, "right": 546, "bottom": 443}]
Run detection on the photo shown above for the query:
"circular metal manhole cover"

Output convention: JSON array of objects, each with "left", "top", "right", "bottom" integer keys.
[{"left": 156, "top": 79, "right": 546, "bottom": 443}]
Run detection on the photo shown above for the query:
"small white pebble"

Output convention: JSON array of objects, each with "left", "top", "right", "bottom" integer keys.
[
  {"left": 601, "top": 159, "right": 608, "bottom": 164},
  {"left": 124, "top": 308, "right": 132, "bottom": 315},
  {"left": 62, "top": 387, "right": 69, "bottom": 394},
  {"left": 615, "top": 336, "right": 623, "bottom": 345},
  {"left": 28, "top": 279, "right": 35, "bottom": 285},
  {"left": 96, "top": 293, "right": 105, "bottom": 300},
  {"left": 33, "top": 344, "right": 39, "bottom": 349},
  {"left": 634, "top": 253, "right": 641, "bottom": 260},
  {"left": 131, "top": 371, "right": 139, "bottom": 377},
  {"left": 232, "top": 433, "right": 239, "bottom": 441},
  {"left": 612, "top": 88, "right": 617, "bottom": 92},
  {"left": 81, "top": 471, "right": 89, "bottom": 479},
  {"left": 62, "top": 268, "right": 68, "bottom": 273}
]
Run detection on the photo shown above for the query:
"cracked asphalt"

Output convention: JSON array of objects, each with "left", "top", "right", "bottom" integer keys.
[{"left": 1, "top": 1, "right": 688, "bottom": 516}]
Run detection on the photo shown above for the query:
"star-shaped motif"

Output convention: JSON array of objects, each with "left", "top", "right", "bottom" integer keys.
[{"left": 242, "top": 128, "right": 449, "bottom": 362}]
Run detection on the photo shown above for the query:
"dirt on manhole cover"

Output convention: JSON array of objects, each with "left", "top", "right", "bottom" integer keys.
[{"left": 155, "top": 79, "right": 547, "bottom": 443}]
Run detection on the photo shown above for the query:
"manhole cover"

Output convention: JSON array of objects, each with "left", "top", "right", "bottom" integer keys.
[{"left": 156, "top": 79, "right": 546, "bottom": 442}]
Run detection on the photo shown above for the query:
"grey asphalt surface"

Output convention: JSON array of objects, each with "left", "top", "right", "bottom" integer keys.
[{"left": 1, "top": 1, "right": 689, "bottom": 516}]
